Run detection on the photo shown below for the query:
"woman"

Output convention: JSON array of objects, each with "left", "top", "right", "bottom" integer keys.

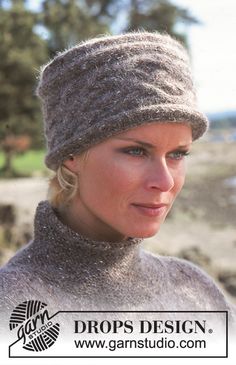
[{"left": 0, "top": 31, "right": 234, "bottom": 320}]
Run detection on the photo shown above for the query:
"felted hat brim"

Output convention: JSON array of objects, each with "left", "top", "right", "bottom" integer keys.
[{"left": 45, "top": 104, "right": 208, "bottom": 170}]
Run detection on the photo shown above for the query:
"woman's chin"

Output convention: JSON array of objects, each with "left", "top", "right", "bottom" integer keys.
[{"left": 126, "top": 225, "right": 161, "bottom": 239}]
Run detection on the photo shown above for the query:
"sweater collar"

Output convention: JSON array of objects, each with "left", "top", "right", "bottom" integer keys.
[{"left": 33, "top": 200, "right": 143, "bottom": 267}]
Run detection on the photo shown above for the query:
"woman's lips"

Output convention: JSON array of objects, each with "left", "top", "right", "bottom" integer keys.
[{"left": 131, "top": 203, "right": 168, "bottom": 217}]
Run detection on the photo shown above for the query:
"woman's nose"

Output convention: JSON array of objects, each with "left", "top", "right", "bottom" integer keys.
[{"left": 145, "top": 158, "right": 175, "bottom": 192}]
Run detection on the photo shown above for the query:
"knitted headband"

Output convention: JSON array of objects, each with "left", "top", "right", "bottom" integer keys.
[{"left": 36, "top": 31, "right": 209, "bottom": 171}]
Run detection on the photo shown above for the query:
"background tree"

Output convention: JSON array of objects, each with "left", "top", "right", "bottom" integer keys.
[
  {"left": 40, "top": 0, "right": 109, "bottom": 56},
  {"left": 84, "top": 0, "right": 198, "bottom": 46},
  {"left": 0, "top": 0, "right": 48, "bottom": 176},
  {"left": 128, "top": 0, "right": 198, "bottom": 45},
  {"left": 40, "top": 0, "right": 197, "bottom": 56}
]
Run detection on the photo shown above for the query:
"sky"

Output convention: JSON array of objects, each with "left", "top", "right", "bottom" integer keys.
[{"left": 172, "top": 0, "right": 236, "bottom": 114}]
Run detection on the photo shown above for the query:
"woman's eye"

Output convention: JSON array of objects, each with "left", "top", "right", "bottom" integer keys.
[
  {"left": 123, "top": 146, "right": 147, "bottom": 157},
  {"left": 168, "top": 151, "right": 190, "bottom": 160}
]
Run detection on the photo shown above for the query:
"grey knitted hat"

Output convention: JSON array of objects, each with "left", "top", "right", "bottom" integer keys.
[{"left": 36, "top": 31, "right": 209, "bottom": 171}]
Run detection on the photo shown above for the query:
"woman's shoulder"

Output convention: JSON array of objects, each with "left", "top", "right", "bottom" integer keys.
[
  {"left": 0, "top": 250, "right": 50, "bottom": 320},
  {"left": 0, "top": 264, "right": 30, "bottom": 320},
  {"left": 0, "top": 252, "right": 33, "bottom": 299},
  {"left": 0, "top": 241, "right": 39, "bottom": 303},
  {"left": 142, "top": 248, "right": 216, "bottom": 283},
  {"left": 140, "top": 249, "right": 232, "bottom": 311},
  {"left": 0, "top": 238, "right": 35, "bottom": 270}
]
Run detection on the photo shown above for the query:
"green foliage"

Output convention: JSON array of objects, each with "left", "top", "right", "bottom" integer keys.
[
  {"left": 0, "top": 149, "right": 48, "bottom": 177},
  {"left": 126, "top": 0, "right": 198, "bottom": 45},
  {"left": 0, "top": 0, "right": 48, "bottom": 144},
  {"left": 84, "top": 0, "right": 198, "bottom": 46},
  {"left": 40, "top": 0, "right": 109, "bottom": 56},
  {"left": 39, "top": 0, "right": 197, "bottom": 56}
]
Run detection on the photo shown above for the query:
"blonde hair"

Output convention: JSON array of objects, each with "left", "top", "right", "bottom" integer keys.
[
  {"left": 47, "top": 151, "right": 89, "bottom": 208},
  {"left": 48, "top": 165, "right": 78, "bottom": 208}
]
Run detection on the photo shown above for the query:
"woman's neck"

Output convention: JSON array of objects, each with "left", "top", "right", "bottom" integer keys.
[
  {"left": 57, "top": 201, "right": 128, "bottom": 243},
  {"left": 32, "top": 201, "right": 143, "bottom": 275}
]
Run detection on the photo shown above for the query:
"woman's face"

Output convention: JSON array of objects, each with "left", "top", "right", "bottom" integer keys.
[{"left": 64, "top": 122, "right": 192, "bottom": 242}]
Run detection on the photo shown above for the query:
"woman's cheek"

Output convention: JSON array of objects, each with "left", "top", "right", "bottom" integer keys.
[
  {"left": 172, "top": 165, "right": 186, "bottom": 196},
  {"left": 102, "top": 159, "right": 141, "bottom": 192}
]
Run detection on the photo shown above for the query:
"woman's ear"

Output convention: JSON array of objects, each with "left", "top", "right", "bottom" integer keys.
[{"left": 63, "top": 154, "right": 78, "bottom": 173}]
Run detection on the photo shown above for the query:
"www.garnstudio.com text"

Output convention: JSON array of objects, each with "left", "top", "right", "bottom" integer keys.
[{"left": 74, "top": 337, "right": 206, "bottom": 351}]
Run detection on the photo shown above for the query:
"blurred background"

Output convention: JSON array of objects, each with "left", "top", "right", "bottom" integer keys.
[{"left": 0, "top": 0, "right": 235, "bottom": 304}]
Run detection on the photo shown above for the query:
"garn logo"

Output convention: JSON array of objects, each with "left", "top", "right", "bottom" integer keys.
[{"left": 9, "top": 300, "right": 60, "bottom": 352}]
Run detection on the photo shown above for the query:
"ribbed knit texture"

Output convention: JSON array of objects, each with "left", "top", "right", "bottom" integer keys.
[
  {"left": 0, "top": 201, "right": 234, "bottom": 324},
  {"left": 36, "top": 31, "right": 209, "bottom": 171}
]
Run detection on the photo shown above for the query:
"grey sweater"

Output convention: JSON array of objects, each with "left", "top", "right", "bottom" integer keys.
[{"left": 0, "top": 201, "right": 234, "bottom": 322}]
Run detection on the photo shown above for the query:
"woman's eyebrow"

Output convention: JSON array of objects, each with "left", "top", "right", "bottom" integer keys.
[
  {"left": 115, "top": 137, "right": 191, "bottom": 149},
  {"left": 115, "top": 137, "right": 154, "bottom": 148}
]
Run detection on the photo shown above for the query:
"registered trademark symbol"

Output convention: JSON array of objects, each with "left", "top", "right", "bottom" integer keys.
[{"left": 208, "top": 329, "right": 213, "bottom": 334}]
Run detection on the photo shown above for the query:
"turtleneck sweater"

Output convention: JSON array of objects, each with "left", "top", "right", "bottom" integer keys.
[{"left": 0, "top": 200, "right": 235, "bottom": 321}]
